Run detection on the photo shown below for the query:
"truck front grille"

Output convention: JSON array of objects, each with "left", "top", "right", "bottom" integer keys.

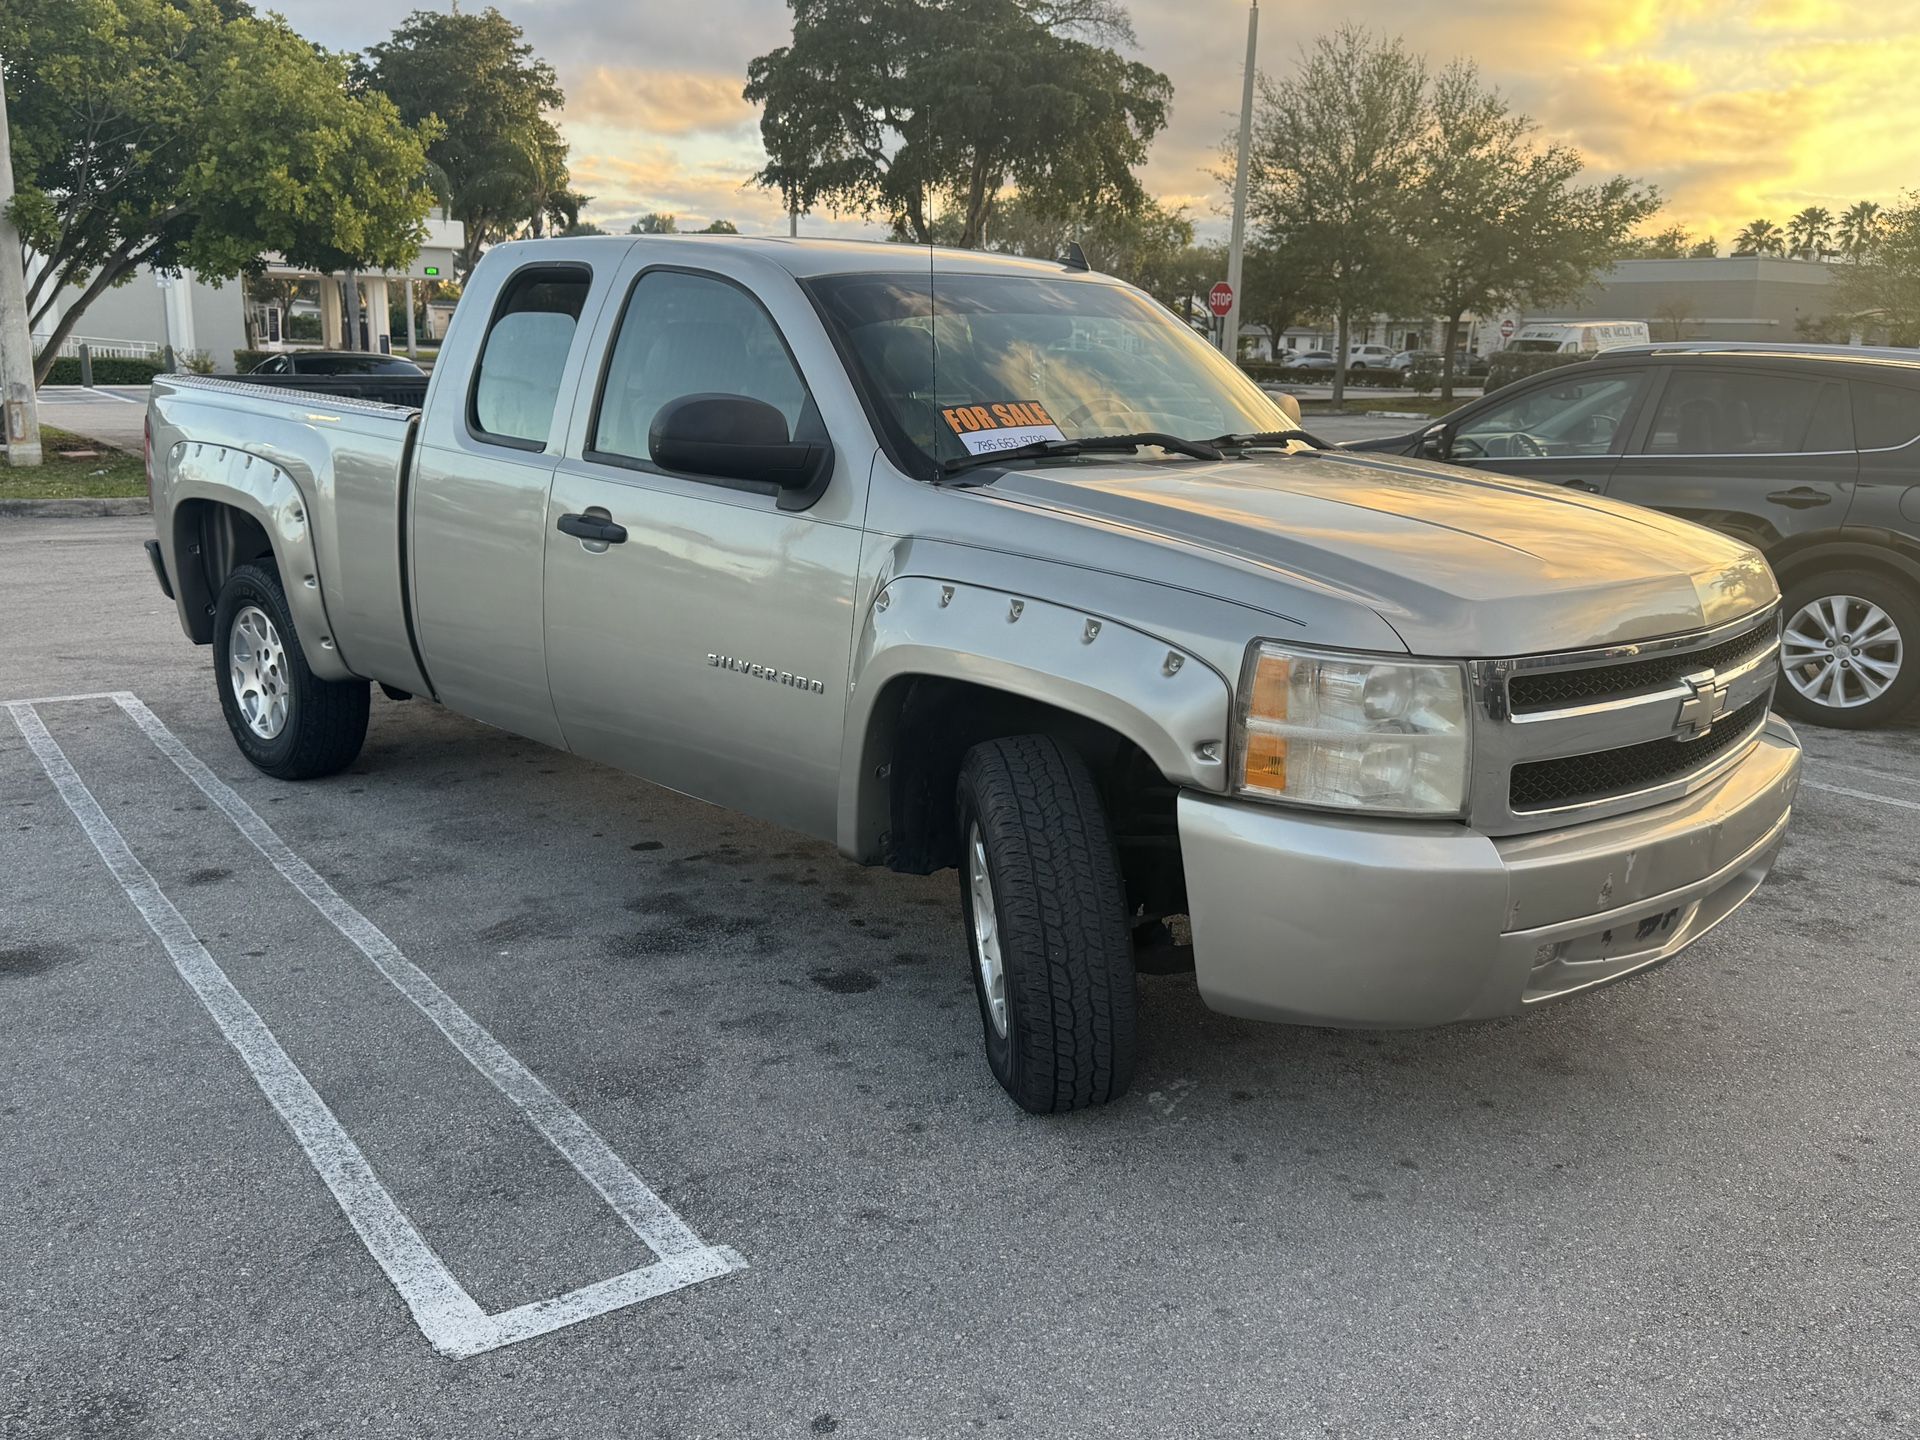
[
  {"left": 1508, "top": 692, "right": 1771, "bottom": 812},
  {"left": 1508, "top": 622, "right": 1778, "bottom": 713}
]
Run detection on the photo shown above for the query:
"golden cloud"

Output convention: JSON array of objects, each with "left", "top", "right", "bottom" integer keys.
[{"left": 568, "top": 67, "right": 755, "bottom": 136}]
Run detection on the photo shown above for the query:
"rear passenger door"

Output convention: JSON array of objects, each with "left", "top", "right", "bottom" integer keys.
[{"left": 1605, "top": 365, "right": 1857, "bottom": 554}]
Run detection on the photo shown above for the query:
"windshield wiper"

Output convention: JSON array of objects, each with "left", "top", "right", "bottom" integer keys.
[
  {"left": 941, "top": 431, "right": 1223, "bottom": 478},
  {"left": 1207, "top": 429, "right": 1336, "bottom": 452}
]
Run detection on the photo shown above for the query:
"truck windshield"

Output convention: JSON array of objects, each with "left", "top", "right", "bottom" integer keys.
[{"left": 807, "top": 271, "right": 1300, "bottom": 473}]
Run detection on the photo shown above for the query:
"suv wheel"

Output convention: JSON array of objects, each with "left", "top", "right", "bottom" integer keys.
[
  {"left": 214, "top": 561, "right": 370, "bottom": 777},
  {"left": 955, "top": 735, "right": 1138, "bottom": 1113},
  {"left": 1776, "top": 569, "right": 1920, "bottom": 728}
]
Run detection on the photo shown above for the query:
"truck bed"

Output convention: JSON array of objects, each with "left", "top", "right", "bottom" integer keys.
[{"left": 146, "top": 374, "right": 429, "bottom": 695}]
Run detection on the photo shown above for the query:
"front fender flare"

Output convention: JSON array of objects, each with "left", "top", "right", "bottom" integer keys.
[{"left": 839, "top": 575, "right": 1235, "bottom": 859}]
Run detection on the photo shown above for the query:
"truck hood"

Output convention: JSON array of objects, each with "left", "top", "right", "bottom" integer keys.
[{"left": 978, "top": 449, "right": 1777, "bottom": 655}]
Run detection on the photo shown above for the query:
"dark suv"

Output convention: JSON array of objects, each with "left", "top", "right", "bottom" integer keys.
[{"left": 1348, "top": 343, "right": 1920, "bottom": 728}]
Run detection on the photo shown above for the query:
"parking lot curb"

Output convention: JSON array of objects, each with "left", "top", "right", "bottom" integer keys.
[{"left": 0, "top": 497, "right": 151, "bottom": 518}]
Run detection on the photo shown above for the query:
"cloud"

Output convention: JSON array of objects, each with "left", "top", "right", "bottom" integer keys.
[{"left": 568, "top": 67, "right": 755, "bottom": 136}]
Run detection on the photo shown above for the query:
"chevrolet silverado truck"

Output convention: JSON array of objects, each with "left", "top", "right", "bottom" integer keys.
[{"left": 143, "top": 236, "right": 1802, "bottom": 1113}]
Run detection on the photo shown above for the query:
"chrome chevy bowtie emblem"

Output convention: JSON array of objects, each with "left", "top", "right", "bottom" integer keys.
[{"left": 1675, "top": 668, "right": 1730, "bottom": 739}]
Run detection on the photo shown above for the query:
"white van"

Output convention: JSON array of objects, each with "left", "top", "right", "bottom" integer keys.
[{"left": 1504, "top": 320, "right": 1650, "bottom": 355}]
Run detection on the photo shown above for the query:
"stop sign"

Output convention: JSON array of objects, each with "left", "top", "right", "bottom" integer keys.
[
  {"left": 1208, "top": 281, "right": 1235, "bottom": 318},
  {"left": 1499, "top": 318, "right": 1516, "bottom": 339}
]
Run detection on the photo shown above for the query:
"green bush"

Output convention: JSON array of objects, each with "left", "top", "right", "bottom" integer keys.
[
  {"left": 1408, "top": 359, "right": 1442, "bottom": 395},
  {"left": 285, "top": 312, "right": 321, "bottom": 341},
  {"left": 1239, "top": 361, "right": 1397, "bottom": 388},
  {"left": 40, "top": 354, "right": 166, "bottom": 385},
  {"left": 1485, "top": 350, "right": 1590, "bottom": 391},
  {"left": 180, "top": 348, "right": 215, "bottom": 375}
]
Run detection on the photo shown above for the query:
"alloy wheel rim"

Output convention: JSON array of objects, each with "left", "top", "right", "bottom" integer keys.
[
  {"left": 1781, "top": 594, "right": 1903, "bottom": 709},
  {"left": 966, "top": 823, "right": 1008, "bottom": 1039},
  {"left": 229, "top": 604, "right": 291, "bottom": 740}
]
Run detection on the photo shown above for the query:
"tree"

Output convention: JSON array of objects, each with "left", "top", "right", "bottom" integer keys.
[
  {"left": 1837, "top": 200, "right": 1882, "bottom": 257},
  {"left": 700, "top": 219, "right": 740, "bottom": 234},
  {"left": 1403, "top": 60, "right": 1657, "bottom": 400},
  {"left": 1787, "top": 205, "right": 1833, "bottom": 260},
  {"left": 560, "top": 220, "right": 608, "bottom": 237},
  {"left": 1650, "top": 298, "right": 1697, "bottom": 341},
  {"left": 1833, "top": 192, "right": 1920, "bottom": 345},
  {"left": 630, "top": 213, "right": 678, "bottom": 234},
  {"left": 745, "top": 0, "right": 1171, "bottom": 248},
  {"left": 1237, "top": 240, "right": 1311, "bottom": 355},
  {"left": 360, "top": 7, "right": 568, "bottom": 275},
  {"left": 1626, "top": 224, "right": 1696, "bottom": 258},
  {"left": 1690, "top": 235, "right": 1719, "bottom": 258},
  {"left": 1245, "top": 28, "right": 1429, "bottom": 409},
  {"left": 3, "top": 0, "right": 437, "bottom": 383},
  {"left": 983, "top": 193, "right": 1195, "bottom": 304},
  {"left": 1733, "top": 219, "right": 1785, "bottom": 256}
]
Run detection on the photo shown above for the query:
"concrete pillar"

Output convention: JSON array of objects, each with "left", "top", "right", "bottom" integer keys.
[
  {"left": 318, "top": 276, "right": 344, "bottom": 349},
  {"left": 365, "top": 276, "right": 391, "bottom": 353},
  {"left": 405, "top": 280, "right": 418, "bottom": 358}
]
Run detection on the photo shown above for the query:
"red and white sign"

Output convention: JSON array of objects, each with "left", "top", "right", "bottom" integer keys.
[
  {"left": 1208, "top": 282, "right": 1235, "bottom": 318},
  {"left": 1499, "top": 318, "right": 1516, "bottom": 340}
]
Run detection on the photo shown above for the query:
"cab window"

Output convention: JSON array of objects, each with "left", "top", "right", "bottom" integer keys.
[
  {"left": 1453, "top": 370, "right": 1644, "bottom": 458},
  {"left": 469, "top": 265, "right": 591, "bottom": 449},
  {"left": 590, "top": 269, "right": 812, "bottom": 466}
]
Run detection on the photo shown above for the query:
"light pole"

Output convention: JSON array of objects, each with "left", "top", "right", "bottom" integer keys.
[
  {"left": 1221, "top": 0, "right": 1259, "bottom": 364},
  {"left": 0, "top": 64, "right": 43, "bottom": 466}
]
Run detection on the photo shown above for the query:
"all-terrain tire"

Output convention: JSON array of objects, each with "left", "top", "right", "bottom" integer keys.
[
  {"left": 213, "top": 561, "right": 369, "bottom": 779},
  {"left": 955, "top": 735, "right": 1138, "bottom": 1113}
]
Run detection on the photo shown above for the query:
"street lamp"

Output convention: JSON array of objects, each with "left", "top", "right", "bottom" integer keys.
[{"left": 1222, "top": 0, "right": 1259, "bottom": 364}]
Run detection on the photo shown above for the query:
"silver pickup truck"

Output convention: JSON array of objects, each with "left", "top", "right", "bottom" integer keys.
[{"left": 143, "top": 235, "right": 1801, "bottom": 1112}]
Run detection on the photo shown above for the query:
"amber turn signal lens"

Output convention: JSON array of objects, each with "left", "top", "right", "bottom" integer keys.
[
  {"left": 1248, "top": 652, "right": 1291, "bottom": 719},
  {"left": 1241, "top": 728, "right": 1288, "bottom": 792}
]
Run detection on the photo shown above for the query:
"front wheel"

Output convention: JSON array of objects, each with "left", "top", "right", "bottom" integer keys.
[
  {"left": 955, "top": 736, "right": 1138, "bottom": 1113},
  {"left": 213, "top": 561, "right": 369, "bottom": 778},
  {"left": 1776, "top": 569, "right": 1919, "bottom": 728}
]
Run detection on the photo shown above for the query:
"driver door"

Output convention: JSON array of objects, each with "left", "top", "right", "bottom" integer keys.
[{"left": 1440, "top": 365, "right": 1650, "bottom": 493}]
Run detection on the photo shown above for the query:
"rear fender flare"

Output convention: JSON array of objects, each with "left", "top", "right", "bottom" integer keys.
[
  {"left": 839, "top": 575, "right": 1235, "bottom": 860},
  {"left": 167, "top": 441, "right": 354, "bottom": 681}
]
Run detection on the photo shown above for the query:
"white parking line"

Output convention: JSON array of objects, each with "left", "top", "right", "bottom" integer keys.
[
  {"left": 1802, "top": 778, "right": 1920, "bottom": 812},
  {"left": 9, "top": 695, "right": 742, "bottom": 1358},
  {"left": 1810, "top": 760, "right": 1920, "bottom": 791}
]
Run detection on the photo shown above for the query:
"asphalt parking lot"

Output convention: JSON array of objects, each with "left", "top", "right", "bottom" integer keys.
[{"left": 4, "top": 516, "right": 1918, "bottom": 1439}]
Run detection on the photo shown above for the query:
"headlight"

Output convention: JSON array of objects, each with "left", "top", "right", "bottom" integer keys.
[{"left": 1234, "top": 642, "right": 1470, "bottom": 816}]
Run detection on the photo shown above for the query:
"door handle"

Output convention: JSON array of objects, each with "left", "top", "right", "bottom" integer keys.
[
  {"left": 557, "top": 512, "right": 628, "bottom": 544},
  {"left": 1766, "top": 487, "right": 1832, "bottom": 510}
]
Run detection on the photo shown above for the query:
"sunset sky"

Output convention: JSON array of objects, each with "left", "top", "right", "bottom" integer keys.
[{"left": 274, "top": 0, "right": 1920, "bottom": 246}]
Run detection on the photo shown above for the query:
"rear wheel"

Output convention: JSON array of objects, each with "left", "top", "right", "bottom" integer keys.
[
  {"left": 214, "top": 561, "right": 369, "bottom": 778},
  {"left": 955, "top": 735, "right": 1138, "bottom": 1113},
  {"left": 1776, "top": 569, "right": 1920, "bottom": 729}
]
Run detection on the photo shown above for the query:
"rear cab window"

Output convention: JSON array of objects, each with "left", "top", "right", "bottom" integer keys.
[{"left": 469, "top": 265, "right": 593, "bottom": 450}]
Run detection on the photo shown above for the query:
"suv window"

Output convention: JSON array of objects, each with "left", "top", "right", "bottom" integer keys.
[
  {"left": 1852, "top": 379, "right": 1920, "bottom": 450},
  {"left": 470, "top": 265, "right": 591, "bottom": 448},
  {"left": 1642, "top": 369, "right": 1843, "bottom": 455},
  {"left": 1454, "top": 370, "right": 1643, "bottom": 458},
  {"left": 591, "top": 270, "right": 810, "bottom": 466}
]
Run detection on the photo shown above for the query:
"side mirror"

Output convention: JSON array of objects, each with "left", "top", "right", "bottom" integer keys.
[
  {"left": 649, "top": 393, "right": 831, "bottom": 503},
  {"left": 1272, "top": 390, "right": 1302, "bottom": 424},
  {"left": 1419, "top": 423, "right": 1450, "bottom": 460}
]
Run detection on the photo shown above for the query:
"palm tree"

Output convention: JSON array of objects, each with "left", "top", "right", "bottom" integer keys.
[
  {"left": 1733, "top": 219, "right": 1785, "bottom": 257},
  {"left": 1838, "top": 200, "right": 1883, "bottom": 257},
  {"left": 1787, "top": 206, "right": 1833, "bottom": 259}
]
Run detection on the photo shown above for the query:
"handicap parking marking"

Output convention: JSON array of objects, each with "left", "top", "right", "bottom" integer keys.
[{"left": 7, "top": 693, "right": 744, "bottom": 1359}]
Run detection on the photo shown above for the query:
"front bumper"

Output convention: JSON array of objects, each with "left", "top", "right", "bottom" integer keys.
[{"left": 1179, "top": 717, "right": 1801, "bottom": 1027}]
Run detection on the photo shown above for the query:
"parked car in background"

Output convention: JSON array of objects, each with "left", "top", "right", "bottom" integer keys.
[
  {"left": 1346, "top": 342, "right": 1920, "bottom": 728},
  {"left": 1346, "top": 344, "right": 1397, "bottom": 369},
  {"left": 1503, "top": 321, "right": 1651, "bottom": 355},
  {"left": 1391, "top": 349, "right": 1444, "bottom": 381},
  {"left": 247, "top": 351, "right": 426, "bottom": 377},
  {"left": 1288, "top": 350, "right": 1337, "bottom": 371}
]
